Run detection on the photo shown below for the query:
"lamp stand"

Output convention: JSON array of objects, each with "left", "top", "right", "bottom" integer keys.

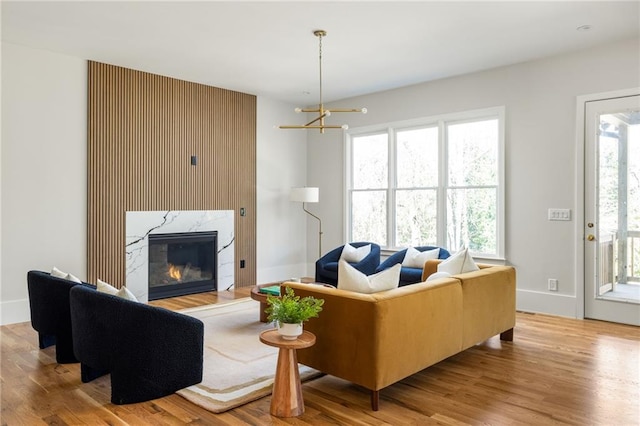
[{"left": 302, "top": 203, "right": 323, "bottom": 258}]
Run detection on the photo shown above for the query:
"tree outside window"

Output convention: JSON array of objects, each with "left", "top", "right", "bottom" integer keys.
[{"left": 347, "top": 108, "right": 504, "bottom": 258}]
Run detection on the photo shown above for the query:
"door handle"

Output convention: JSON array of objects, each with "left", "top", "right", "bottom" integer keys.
[{"left": 587, "top": 234, "right": 595, "bottom": 241}]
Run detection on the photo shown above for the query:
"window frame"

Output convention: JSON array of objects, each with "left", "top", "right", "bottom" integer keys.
[{"left": 344, "top": 106, "right": 505, "bottom": 260}]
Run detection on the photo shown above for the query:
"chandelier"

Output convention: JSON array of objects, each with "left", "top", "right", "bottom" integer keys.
[{"left": 279, "top": 30, "right": 367, "bottom": 133}]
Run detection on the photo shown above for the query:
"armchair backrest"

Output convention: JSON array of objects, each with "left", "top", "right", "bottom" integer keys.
[
  {"left": 70, "top": 285, "right": 204, "bottom": 372},
  {"left": 320, "top": 242, "right": 381, "bottom": 263},
  {"left": 376, "top": 246, "right": 450, "bottom": 273},
  {"left": 27, "top": 270, "right": 95, "bottom": 335}
]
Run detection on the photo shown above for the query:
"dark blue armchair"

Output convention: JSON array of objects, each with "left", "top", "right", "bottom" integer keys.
[
  {"left": 315, "top": 242, "right": 381, "bottom": 285},
  {"left": 375, "top": 246, "right": 451, "bottom": 286},
  {"left": 70, "top": 285, "right": 204, "bottom": 404},
  {"left": 27, "top": 270, "right": 95, "bottom": 364}
]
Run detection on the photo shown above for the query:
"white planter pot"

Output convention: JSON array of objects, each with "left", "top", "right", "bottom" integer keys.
[{"left": 277, "top": 322, "right": 303, "bottom": 340}]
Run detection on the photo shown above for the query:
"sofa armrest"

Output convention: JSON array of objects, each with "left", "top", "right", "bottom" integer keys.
[
  {"left": 454, "top": 266, "right": 516, "bottom": 348},
  {"left": 284, "top": 280, "right": 463, "bottom": 391},
  {"left": 421, "top": 259, "right": 440, "bottom": 280}
]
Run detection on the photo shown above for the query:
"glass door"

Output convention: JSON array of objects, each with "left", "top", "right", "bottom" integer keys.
[{"left": 584, "top": 95, "right": 640, "bottom": 325}]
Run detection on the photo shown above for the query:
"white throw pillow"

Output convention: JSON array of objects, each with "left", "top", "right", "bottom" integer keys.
[
  {"left": 116, "top": 286, "right": 139, "bottom": 302},
  {"left": 66, "top": 273, "right": 82, "bottom": 284},
  {"left": 337, "top": 261, "right": 400, "bottom": 294},
  {"left": 426, "top": 271, "right": 452, "bottom": 282},
  {"left": 339, "top": 243, "right": 371, "bottom": 263},
  {"left": 401, "top": 247, "right": 440, "bottom": 268},
  {"left": 51, "top": 266, "right": 68, "bottom": 279},
  {"left": 97, "top": 278, "right": 139, "bottom": 302},
  {"left": 97, "top": 278, "right": 119, "bottom": 295},
  {"left": 437, "top": 247, "right": 479, "bottom": 275}
]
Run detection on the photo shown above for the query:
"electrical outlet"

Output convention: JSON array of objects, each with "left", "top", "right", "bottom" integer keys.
[{"left": 548, "top": 279, "right": 558, "bottom": 291}]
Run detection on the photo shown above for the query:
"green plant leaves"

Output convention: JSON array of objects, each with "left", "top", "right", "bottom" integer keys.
[{"left": 265, "top": 287, "right": 324, "bottom": 324}]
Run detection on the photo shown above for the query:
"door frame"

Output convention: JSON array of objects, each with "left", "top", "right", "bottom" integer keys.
[{"left": 575, "top": 87, "right": 640, "bottom": 320}]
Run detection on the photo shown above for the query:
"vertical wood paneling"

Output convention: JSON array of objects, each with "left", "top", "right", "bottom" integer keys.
[{"left": 88, "top": 62, "right": 256, "bottom": 289}]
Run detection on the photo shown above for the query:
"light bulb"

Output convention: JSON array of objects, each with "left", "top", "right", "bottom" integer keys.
[
  {"left": 324, "top": 110, "right": 331, "bottom": 117},
  {"left": 361, "top": 108, "right": 368, "bottom": 114},
  {"left": 341, "top": 124, "right": 349, "bottom": 130},
  {"left": 294, "top": 107, "right": 302, "bottom": 113}
]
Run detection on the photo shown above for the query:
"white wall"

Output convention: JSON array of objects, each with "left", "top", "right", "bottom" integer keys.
[
  {"left": 307, "top": 37, "right": 640, "bottom": 318},
  {"left": 1, "top": 42, "right": 87, "bottom": 324},
  {"left": 0, "top": 43, "right": 310, "bottom": 325},
  {"left": 256, "top": 97, "right": 311, "bottom": 283}
]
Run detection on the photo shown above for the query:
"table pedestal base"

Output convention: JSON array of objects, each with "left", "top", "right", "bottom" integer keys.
[
  {"left": 271, "top": 347, "right": 304, "bottom": 417},
  {"left": 260, "top": 329, "right": 315, "bottom": 418}
]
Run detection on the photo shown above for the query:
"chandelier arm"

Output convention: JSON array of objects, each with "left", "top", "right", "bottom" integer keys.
[
  {"left": 279, "top": 125, "right": 345, "bottom": 130},
  {"left": 304, "top": 113, "right": 328, "bottom": 127},
  {"left": 326, "top": 108, "right": 365, "bottom": 113}
]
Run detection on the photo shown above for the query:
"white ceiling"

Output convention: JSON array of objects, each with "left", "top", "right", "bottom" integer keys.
[{"left": 2, "top": 1, "right": 639, "bottom": 105}]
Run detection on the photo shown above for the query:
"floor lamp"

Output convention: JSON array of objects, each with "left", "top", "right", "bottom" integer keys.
[{"left": 290, "top": 187, "right": 322, "bottom": 258}]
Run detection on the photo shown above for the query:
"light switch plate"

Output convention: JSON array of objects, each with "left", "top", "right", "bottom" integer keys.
[{"left": 548, "top": 208, "right": 571, "bottom": 221}]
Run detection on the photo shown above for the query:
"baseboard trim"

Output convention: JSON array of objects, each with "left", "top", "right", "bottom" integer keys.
[
  {"left": 1, "top": 298, "right": 30, "bottom": 325},
  {"left": 516, "top": 289, "right": 577, "bottom": 318}
]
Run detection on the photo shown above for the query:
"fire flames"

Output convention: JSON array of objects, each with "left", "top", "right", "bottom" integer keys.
[{"left": 168, "top": 264, "right": 182, "bottom": 281}]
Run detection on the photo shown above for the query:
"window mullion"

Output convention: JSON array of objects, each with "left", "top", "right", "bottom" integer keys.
[
  {"left": 438, "top": 119, "right": 447, "bottom": 248},
  {"left": 388, "top": 127, "right": 396, "bottom": 248},
  {"left": 345, "top": 134, "right": 353, "bottom": 241}
]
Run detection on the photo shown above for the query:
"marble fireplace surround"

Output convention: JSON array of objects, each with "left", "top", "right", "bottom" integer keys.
[{"left": 126, "top": 210, "right": 234, "bottom": 302}]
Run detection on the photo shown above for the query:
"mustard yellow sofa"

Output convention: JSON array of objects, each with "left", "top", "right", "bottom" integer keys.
[{"left": 284, "top": 260, "right": 516, "bottom": 410}]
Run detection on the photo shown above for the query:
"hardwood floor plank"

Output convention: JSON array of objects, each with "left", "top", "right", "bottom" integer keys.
[{"left": 3, "top": 290, "right": 639, "bottom": 425}]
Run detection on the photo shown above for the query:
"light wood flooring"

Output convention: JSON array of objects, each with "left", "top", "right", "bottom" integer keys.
[{"left": 2, "top": 288, "right": 639, "bottom": 425}]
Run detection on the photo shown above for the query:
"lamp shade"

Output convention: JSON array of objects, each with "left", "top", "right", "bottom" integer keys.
[{"left": 290, "top": 187, "right": 319, "bottom": 203}]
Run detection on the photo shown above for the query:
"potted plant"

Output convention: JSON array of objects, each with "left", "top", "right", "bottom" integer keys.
[{"left": 265, "top": 287, "right": 324, "bottom": 340}]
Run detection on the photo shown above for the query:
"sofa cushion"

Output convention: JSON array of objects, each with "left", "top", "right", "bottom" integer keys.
[
  {"left": 401, "top": 247, "right": 440, "bottom": 268},
  {"left": 338, "top": 261, "right": 400, "bottom": 294},
  {"left": 437, "top": 247, "right": 479, "bottom": 274},
  {"left": 340, "top": 243, "right": 371, "bottom": 263}
]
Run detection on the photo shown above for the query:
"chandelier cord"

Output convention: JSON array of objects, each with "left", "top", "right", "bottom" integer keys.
[{"left": 318, "top": 32, "right": 323, "bottom": 109}]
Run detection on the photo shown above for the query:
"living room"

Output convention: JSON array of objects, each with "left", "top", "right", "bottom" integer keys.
[{"left": 1, "top": 1, "right": 639, "bottom": 424}]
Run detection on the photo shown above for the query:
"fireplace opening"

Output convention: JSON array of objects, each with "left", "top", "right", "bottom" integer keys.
[{"left": 148, "top": 231, "right": 217, "bottom": 300}]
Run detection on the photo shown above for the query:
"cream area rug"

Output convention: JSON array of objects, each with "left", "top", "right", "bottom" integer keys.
[{"left": 176, "top": 298, "right": 321, "bottom": 413}]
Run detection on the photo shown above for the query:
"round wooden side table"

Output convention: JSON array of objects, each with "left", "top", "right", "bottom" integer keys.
[
  {"left": 259, "top": 329, "right": 316, "bottom": 417},
  {"left": 250, "top": 285, "right": 275, "bottom": 323}
]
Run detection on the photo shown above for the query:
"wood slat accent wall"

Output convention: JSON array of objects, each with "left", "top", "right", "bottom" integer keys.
[{"left": 87, "top": 61, "right": 256, "bottom": 289}]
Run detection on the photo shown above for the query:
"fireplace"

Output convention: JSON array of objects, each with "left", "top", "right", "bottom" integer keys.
[{"left": 148, "top": 231, "right": 217, "bottom": 300}]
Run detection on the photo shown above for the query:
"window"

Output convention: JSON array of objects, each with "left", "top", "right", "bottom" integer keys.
[{"left": 346, "top": 107, "right": 505, "bottom": 258}]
